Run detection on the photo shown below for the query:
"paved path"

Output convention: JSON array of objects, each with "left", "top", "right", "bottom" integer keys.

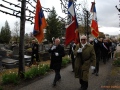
[{"left": 18, "top": 57, "right": 113, "bottom": 90}]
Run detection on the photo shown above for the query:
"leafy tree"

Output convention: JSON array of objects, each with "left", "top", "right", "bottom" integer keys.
[
  {"left": 45, "top": 7, "right": 63, "bottom": 43},
  {"left": 0, "top": 21, "right": 11, "bottom": 43}
]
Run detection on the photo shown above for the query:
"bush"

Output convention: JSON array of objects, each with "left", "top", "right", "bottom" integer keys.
[
  {"left": 113, "top": 52, "right": 120, "bottom": 66},
  {"left": 114, "top": 52, "right": 120, "bottom": 58},
  {"left": 0, "top": 86, "right": 3, "bottom": 90},
  {"left": 24, "top": 67, "right": 38, "bottom": 79},
  {"left": 1, "top": 57, "right": 71, "bottom": 85},
  {"left": 113, "top": 59, "right": 120, "bottom": 67},
  {"left": 24, "top": 64, "right": 50, "bottom": 80},
  {"left": 62, "top": 57, "right": 70, "bottom": 67},
  {"left": 2, "top": 72, "right": 19, "bottom": 85}
]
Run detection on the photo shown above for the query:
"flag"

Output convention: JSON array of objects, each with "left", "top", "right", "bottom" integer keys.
[
  {"left": 33, "top": 0, "right": 47, "bottom": 43},
  {"left": 65, "top": 0, "right": 78, "bottom": 46},
  {"left": 90, "top": 2, "right": 99, "bottom": 37}
]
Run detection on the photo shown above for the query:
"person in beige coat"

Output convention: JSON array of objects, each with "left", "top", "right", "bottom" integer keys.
[{"left": 74, "top": 35, "right": 96, "bottom": 90}]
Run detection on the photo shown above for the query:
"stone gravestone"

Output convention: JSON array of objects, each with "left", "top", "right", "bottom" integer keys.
[
  {"left": 0, "top": 55, "right": 4, "bottom": 71},
  {"left": 12, "top": 46, "right": 31, "bottom": 65},
  {"left": 12, "top": 46, "right": 19, "bottom": 60},
  {"left": 39, "top": 44, "right": 50, "bottom": 61},
  {"left": 39, "top": 44, "right": 44, "bottom": 52},
  {"left": 0, "top": 50, "right": 7, "bottom": 59},
  {"left": 44, "top": 44, "right": 50, "bottom": 51},
  {"left": 24, "top": 55, "right": 31, "bottom": 65},
  {"left": 13, "top": 46, "right": 19, "bottom": 55},
  {"left": 2, "top": 58, "right": 18, "bottom": 69}
]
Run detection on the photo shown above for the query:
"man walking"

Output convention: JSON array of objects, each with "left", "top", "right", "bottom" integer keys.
[
  {"left": 74, "top": 35, "right": 96, "bottom": 90},
  {"left": 48, "top": 38, "right": 65, "bottom": 86}
]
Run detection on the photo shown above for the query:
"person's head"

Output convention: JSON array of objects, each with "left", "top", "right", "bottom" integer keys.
[
  {"left": 32, "top": 40, "right": 36, "bottom": 44},
  {"left": 89, "top": 39, "right": 93, "bottom": 44},
  {"left": 103, "top": 39, "right": 107, "bottom": 43},
  {"left": 81, "top": 35, "right": 87, "bottom": 44},
  {"left": 32, "top": 40, "right": 35, "bottom": 43},
  {"left": 55, "top": 38, "right": 60, "bottom": 46}
]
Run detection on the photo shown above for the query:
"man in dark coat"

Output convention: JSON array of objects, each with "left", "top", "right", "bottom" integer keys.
[
  {"left": 92, "top": 38, "right": 101, "bottom": 76},
  {"left": 101, "top": 39, "right": 109, "bottom": 64},
  {"left": 68, "top": 41, "right": 76, "bottom": 72},
  {"left": 74, "top": 35, "right": 96, "bottom": 90},
  {"left": 29, "top": 40, "right": 39, "bottom": 66},
  {"left": 48, "top": 38, "right": 65, "bottom": 86}
]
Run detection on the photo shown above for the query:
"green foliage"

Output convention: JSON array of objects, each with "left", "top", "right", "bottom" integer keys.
[
  {"left": 0, "top": 86, "right": 3, "bottom": 90},
  {"left": 114, "top": 52, "right": 120, "bottom": 58},
  {"left": 113, "top": 52, "right": 120, "bottom": 66},
  {"left": 24, "top": 67, "right": 38, "bottom": 79},
  {"left": 24, "top": 64, "right": 50, "bottom": 80},
  {"left": 45, "top": 7, "right": 65, "bottom": 43},
  {"left": 62, "top": 57, "right": 70, "bottom": 67},
  {"left": 0, "top": 20, "right": 11, "bottom": 43},
  {"left": 113, "top": 59, "right": 120, "bottom": 67},
  {"left": 2, "top": 72, "right": 19, "bottom": 85},
  {"left": 1, "top": 58, "right": 72, "bottom": 85}
]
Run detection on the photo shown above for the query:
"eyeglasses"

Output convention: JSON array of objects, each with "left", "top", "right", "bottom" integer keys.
[{"left": 81, "top": 39, "right": 86, "bottom": 41}]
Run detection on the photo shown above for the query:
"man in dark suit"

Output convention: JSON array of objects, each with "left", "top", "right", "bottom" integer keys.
[
  {"left": 92, "top": 38, "right": 101, "bottom": 76},
  {"left": 68, "top": 41, "right": 76, "bottom": 72},
  {"left": 29, "top": 40, "right": 39, "bottom": 66},
  {"left": 101, "top": 39, "right": 109, "bottom": 64},
  {"left": 48, "top": 38, "right": 65, "bottom": 86}
]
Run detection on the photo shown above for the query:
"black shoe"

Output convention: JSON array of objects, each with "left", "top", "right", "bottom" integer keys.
[
  {"left": 80, "top": 87, "right": 87, "bottom": 90},
  {"left": 52, "top": 82, "right": 56, "bottom": 86},
  {"left": 58, "top": 77, "right": 61, "bottom": 81},
  {"left": 96, "top": 73, "right": 99, "bottom": 76},
  {"left": 92, "top": 72, "right": 95, "bottom": 74}
]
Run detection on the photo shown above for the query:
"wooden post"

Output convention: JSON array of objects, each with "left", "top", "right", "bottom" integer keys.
[{"left": 18, "top": 0, "right": 26, "bottom": 78}]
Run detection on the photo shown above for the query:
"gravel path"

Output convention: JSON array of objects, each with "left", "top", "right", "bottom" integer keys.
[{"left": 18, "top": 58, "right": 113, "bottom": 90}]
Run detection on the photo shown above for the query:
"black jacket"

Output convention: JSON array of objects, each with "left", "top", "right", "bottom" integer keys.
[
  {"left": 48, "top": 44, "right": 65, "bottom": 70},
  {"left": 32, "top": 43, "right": 39, "bottom": 53}
]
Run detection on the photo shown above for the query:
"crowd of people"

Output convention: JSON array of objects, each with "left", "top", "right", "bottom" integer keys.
[
  {"left": 68, "top": 36, "right": 117, "bottom": 90},
  {"left": 29, "top": 36, "right": 117, "bottom": 90}
]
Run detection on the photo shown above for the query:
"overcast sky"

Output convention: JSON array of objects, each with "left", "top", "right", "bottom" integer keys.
[{"left": 0, "top": 0, "right": 120, "bottom": 35}]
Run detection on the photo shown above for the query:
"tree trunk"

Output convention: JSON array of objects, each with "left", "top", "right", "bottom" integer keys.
[{"left": 18, "top": 0, "right": 26, "bottom": 78}]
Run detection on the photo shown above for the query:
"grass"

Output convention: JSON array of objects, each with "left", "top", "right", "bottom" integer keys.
[
  {"left": 106, "top": 51, "right": 120, "bottom": 89},
  {"left": 0, "top": 60, "right": 50, "bottom": 84},
  {"left": 0, "top": 56, "right": 71, "bottom": 85}
]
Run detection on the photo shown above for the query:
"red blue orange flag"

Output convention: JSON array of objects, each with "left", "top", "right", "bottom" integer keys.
[
  {"left": 90, "top": 1, "right": 99, "bottom": 37},
  {"left": 65, "top": 0, "right": 78, "bottom": 46},
  {"left": 33, "top": 0, "right": 47, "bottom": 43}
]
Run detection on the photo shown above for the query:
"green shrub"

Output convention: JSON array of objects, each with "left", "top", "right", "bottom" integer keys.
[
  {"left": 24, "top": 67, "right": 38, "bottom": 79},
  {"left": 62, "top": 57, "right": 70, "bottom": 67},
  {"left": 24, "top": 64, "right": 50, "bottom": 80},
  {"left": 113, "top": 59, "right": 120, "bottom": 66},
  {"left": 0, "top": 86, "right": 3, "bottom": 90},
  {"left": 113, "top": 52, "right": 120, "bottom": 66},
  {"left": 114, "top": 52, "right": 120, "bottom": 58},
  {"left": 37, "top": 64, "right": 50, "bottom": 75},
  {"left": 2, "top": 72, "right": 19, "bottom": 85}
]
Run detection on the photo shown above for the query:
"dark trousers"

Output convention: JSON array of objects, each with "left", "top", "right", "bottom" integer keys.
[
  {"left": 95, "top": 55, "right": 100, "bottom": 73},
  {"left": 79, "top": 79, "right": 88, "bottom": 90},
  {"left": 71, "top": 55, "right": 75, "bottom": 71},
  {"left": 30, "top": 52, "right": 39, "bottom": 64},
  {"left": 94, "top": 62, "right": 99, "bottom": 74},
  {"left": 103, "top": 52, "right": 108, "bottom": 64},
  {"left": 54, "top": 69, "right": 61, "bottom": 83}
]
